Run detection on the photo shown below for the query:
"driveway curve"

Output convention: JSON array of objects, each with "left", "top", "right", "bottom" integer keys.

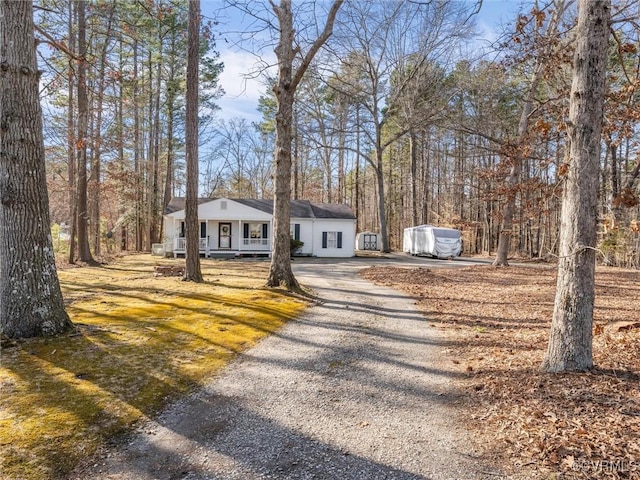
[{"left": 73, "top": 257, "right": 502, "bottom": 480}]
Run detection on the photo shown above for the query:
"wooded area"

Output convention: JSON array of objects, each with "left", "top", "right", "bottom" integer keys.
[
  {"left": 1, "top": 1, "right": 639, "bottom": 475},
  {"left": 34, "top": 0, "right": 639, "bottom": 268}
]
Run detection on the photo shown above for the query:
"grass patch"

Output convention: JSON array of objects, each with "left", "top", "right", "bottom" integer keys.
[{"left": 0, "top": 255, "right": 306, "bottom": 480}]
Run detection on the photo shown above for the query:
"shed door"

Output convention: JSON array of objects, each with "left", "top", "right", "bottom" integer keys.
[{"left": 363, "top": 234, "right": 377, "bottom": 250}]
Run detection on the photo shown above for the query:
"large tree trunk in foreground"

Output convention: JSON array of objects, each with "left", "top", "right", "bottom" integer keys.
[
  {"left": 266, "top": 0, "right": 343, "bottom": 290},
  {"left": 542, "top": 0, "right": 610, "bottom": 373},
  {"left": 183, "top": 0, "right": 203, "bottom": 282},
  {"left": 266, "top": 1, "right": 299, "bottom": 290},
  {"left": 0, "top": 1, "right": 73, "bottom": 338}
]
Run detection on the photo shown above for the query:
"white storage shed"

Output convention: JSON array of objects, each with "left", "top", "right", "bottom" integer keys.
[{"left": 355, "top": 232, "right": 380, "bottom": 251}]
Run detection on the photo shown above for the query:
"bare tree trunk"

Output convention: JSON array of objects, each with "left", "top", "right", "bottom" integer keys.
[
  {"left": 89, "top": 100, "right": 101, "bottom": 256},
  {"left": 0, "top": 0, "right": 73, "bottom": 338},
  {"left": 163, "top": 33, "right": 178, "bottom": 215},
  {"left": 293, "top": 108, "right": 299, "bottom": 200},
  {"left": 410, "top": 130, "right": 418, "bottom": 226},
  {"left": 422, "top": 130, "right": 431, "bottom": 225},
  {"left": 76, "top": 0, "right": 96, "bottom": 264},
  {"left": 146, "top": 49, "right": 154, "bottom": 251},
  {"left": 67, "top": 0, "right": 77, "bottom": 263},
  {"left": 354, "top": 105, "right": 361, "bottom": 231},
  {"left": 90, "top": 7, "right": 114, "bottom": 257},
  {"left": 183, "top": 0, "right": 203, "bottom": 283},
  {"left": 266, "top": 0, "right": 343, "bottom": 290},
  {"left": 494, "top": 1, "right": 567, "bottom": 266},
  {"left": 133, "top": 39, "right": 143, "bottom": 252},
  {"left": 118, "top": 35, "right": 127, "bottom": 251},
  {"left": 542, "top": 0, "right": 610, "bottom": 373},
  {"left": 337, "top": 103, "right": 346, "bottom": 203},
  {"left": 150, "top": 36, "right": 163, "bottom": 246},
  {"left": 266, "top": 1, "right": 299, "bottom": 289},
  {"left": 375, "top": 151, "right": 390, "bottom": 252}
]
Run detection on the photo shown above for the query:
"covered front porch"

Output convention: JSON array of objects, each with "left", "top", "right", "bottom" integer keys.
[{"left": 167, "top": 219, "right": 272, "bottom": 258}]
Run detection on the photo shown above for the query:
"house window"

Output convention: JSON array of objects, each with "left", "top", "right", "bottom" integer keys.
[
  {"left": 243, "top": 223, "right": 269, "bottom": 246},
  {"left": 322, "top": 231, "right": 343, "bottom": 249},
  {"left": 290, "top": 223, "right": 301, "bottom": 241},
  {"left": 248, "top": 222, "right": 267, "bottom": 238},
  {"left": 179, "top": 222, "right": 206, "bottom": 238}
]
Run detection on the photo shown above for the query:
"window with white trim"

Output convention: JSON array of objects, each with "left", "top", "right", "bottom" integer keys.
[
  {"left": 243, "top": 222, "right": 269, "bottom": 247},
  {"left": 322, "top": 231, "right": 343, "bottom": 249},
  {"left": 249, "top": 222, "right": 263, "bottom": 238},
  {"left": 290, "top": 223, "right": 301, "bottom": 241}
]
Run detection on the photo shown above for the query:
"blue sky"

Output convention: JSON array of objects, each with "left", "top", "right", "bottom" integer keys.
[{"left": 203, "top": 0, "right": 524, "bottom": 124}]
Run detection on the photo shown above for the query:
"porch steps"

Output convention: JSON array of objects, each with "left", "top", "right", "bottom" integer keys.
[{"left": 207, "top": 252, "right": 238, "bottom": 259}]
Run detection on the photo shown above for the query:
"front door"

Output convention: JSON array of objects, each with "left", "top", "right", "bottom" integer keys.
[{"left": 219, "top": 223, "right": 232, "bottom": 249}]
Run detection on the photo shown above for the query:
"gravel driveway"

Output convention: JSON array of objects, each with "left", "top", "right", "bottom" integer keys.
[{"left": 73, "top": 258, "right": 503, "bottom": 480}]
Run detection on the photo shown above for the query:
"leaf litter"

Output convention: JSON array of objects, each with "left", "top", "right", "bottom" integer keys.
[{"left": 361, "top": 264, "right": 640, "bottom": 479}]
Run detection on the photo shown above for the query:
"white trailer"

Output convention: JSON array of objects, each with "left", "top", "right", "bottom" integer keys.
[{"left": 403, "top": 225, "right": 462, "bottom": 258}]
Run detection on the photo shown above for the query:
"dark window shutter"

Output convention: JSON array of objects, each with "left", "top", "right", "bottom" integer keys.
[
  {"left": 243, "top": 223, "right": 249, "bottom": 239},
  {"left": 322, "top": 232, "right": 327, "bottom": 249},
  {"left": 337, "top": 232, "right": 343, "bottom": 248},
  {"left": 180, "top": 222, "right": 185, "bottom": 237},
  {"left": 294, "top": 223, "right": 300, "bottom": 241},
  {"left": 262, "top": 223, "right": 268, "bottom": 239},
  {"left": 200, "top": 222, "right": 207, "bottom": 238}
]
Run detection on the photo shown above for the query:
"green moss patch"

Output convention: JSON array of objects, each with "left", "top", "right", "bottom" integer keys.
[{"left": 0, "top": 255, "right": 306, "bottom": 480}]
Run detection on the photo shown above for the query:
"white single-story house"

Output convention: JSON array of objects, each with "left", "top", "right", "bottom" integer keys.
[{"left": 163, "top": 197, "right": 357, "bottom": 258}]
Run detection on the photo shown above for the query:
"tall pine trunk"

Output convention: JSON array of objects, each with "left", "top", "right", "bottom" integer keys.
[
  {"left": 67, "top": 0, "right": 77, "bottom": 263},
  {"left": 183, "top": 0, "right": 203, "bottom": 283},
  {"left": 0, "top": 0, "right": 73, "bottom": 338},
  {"left": 163, "top": 33, "right": 178, "bottom": 216},
  {"left": 75, "top": 0, "right": 95, "bottom": 264},
  {"left": 542, "top": 0, "right": 610, "bottom": 373}
]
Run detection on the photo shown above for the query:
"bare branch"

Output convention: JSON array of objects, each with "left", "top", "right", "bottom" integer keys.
[
  {"left": 291, "top": 0, "right": 344, "bottom": 90},
  {"left": 34, "top": 25, "right": 80, "bottom": 60}
]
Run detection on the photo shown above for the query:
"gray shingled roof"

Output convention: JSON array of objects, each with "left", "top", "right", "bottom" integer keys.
[
  {"left": 165, "top": 197, "right": 355, "bottom": 220},
  {"left": 165, "top": 197, "right": 211, "bottom": 214},
  {"left": 311, "top": 203, "right": 357, "bottom": 220}
]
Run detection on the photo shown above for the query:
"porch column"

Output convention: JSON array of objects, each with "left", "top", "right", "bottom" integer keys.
[{"left": 206, "top": 219, "right": 210, "bottom": 258}]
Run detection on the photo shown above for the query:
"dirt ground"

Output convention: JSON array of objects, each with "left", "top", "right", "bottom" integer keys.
[{"left": 360, "top": 263, "right": 640, "bottom": 480}]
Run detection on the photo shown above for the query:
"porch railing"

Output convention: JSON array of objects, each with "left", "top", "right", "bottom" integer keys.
[
  {"left": 173, "top": 236, "right": 270, "bottom": 251},
  {"left": 241, "top": 238, "right": 269, "bottom": 250},
  {"left": 174, "top": 237, "right": 207, "bottom": 251}
]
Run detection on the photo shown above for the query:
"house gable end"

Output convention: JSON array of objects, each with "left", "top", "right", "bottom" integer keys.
[{"left": 165, "top": 197, "right": 272, "bottom": 220}]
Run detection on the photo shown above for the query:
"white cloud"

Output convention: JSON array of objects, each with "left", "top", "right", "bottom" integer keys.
[{"left": 215, "top": 47, "right": 276, "bottom": 123}]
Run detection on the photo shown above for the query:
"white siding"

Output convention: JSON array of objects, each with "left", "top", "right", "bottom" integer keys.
[
  {"left": 169, "top": 198, "right": 272, "bottom": 221},
  {"left": 164, "top": 198, "right": 356, "bottom": 257},
  {"left": 312, "top": 219, "right": 356, "bottom": 257},
  {"left": 291, "top": 219, "right": 314, "bottom": 255}
]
